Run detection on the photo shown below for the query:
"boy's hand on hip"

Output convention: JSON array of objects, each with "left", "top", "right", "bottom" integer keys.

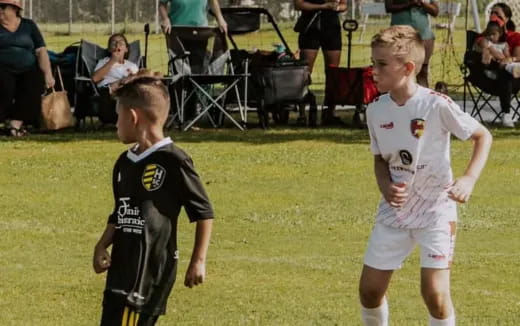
[
  {"left": 93, "top": 246, "right": 111, "bottom": 274},
  {"left": 383, "top": 182, "right": 408, "bottom": 208},
  {"left": 184, "top": 261, "right": 206, "bottom": 288},
  {"left": 447, "top": 176, "right": 476, "bottom": 203}
]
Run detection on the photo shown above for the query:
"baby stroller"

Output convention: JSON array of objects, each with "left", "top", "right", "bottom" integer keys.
[
  {"left": 220, "top": 7, "right": 311, "bottom": 128},
  {"left": 324, "top": 20, "right": 379, "bottom": 127}
]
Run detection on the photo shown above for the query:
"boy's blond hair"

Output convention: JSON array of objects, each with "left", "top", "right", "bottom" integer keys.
[
  {"left": 113, "top": 70, "right": 170, "bottom": 126},
  {"left": 371, "top": 25, "right": 425, "bottom": 75}
]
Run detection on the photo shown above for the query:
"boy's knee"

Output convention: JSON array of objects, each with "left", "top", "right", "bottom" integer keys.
[
  {"left": 421, "top": 290, "right": 452, "bottom": 319},
  {"left": 359, "top": 284, "right": 385, "bottom": 308}
]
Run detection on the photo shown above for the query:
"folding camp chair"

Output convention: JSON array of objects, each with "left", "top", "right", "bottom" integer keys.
[
  {"left": 220, "top": 7, "right": 311, "bottom": 128},
  {"left": 166, "top": 26, "right": 247, "bottom": 131},
  {"left": 462, "top": 30, "right": 520, "bottom": 123},
  {"left": 74, "top": 39, "right": 142, "bottom": 127}
]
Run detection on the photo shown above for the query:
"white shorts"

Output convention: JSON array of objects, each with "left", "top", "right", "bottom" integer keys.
[{"left": 363, "top": 221, "right": 456, "bottom": 270}]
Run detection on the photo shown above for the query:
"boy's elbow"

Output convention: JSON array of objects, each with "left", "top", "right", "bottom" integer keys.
[{"left": 472, "top": 126, "right": 493, "bottom": 144}]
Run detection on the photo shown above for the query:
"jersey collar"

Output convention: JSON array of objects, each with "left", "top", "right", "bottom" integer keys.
[{"left": 127, "top": 137, "right": 173, "bottom": 162}]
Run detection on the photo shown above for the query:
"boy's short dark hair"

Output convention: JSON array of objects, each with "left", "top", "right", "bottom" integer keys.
[
  {"left": 113, "top": 71, "right": 170, "bottom": 126},
  {"left": 371, "top": 25, "right": 425, "bottom": 75}
]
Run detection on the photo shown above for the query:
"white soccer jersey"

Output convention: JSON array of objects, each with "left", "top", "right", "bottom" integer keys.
[{"left": 366, "top": 86, "right": 481, "bottom": 229}]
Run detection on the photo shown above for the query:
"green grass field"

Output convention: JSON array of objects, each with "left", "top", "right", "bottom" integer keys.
[{"left": 1, "top": 126, "right": 519, "bottom": 325}]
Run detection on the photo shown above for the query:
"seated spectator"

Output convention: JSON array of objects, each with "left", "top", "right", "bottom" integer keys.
[
  {"left": 471, "top": 2, "right": 520, "bottom": 127},
  {"left": 470, "top": 2, "right": 520, "bottom": 128},
  {"left": 91, "top": 33, "right": 138, "bottom": 124},
  {"left": 473, "top": 19, "right": 520, "bottom": 80},
  {"left": 0, "top": 0, "right": 55, "bottom": 137}
]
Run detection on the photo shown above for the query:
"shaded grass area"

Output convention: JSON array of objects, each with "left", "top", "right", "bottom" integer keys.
[{"left": 0, "top": 127, "right": 519, "bottom": 325}]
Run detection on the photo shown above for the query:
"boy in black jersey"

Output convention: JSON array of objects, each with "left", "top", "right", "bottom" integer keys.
[{"left": 93, "top": 71, "right": 214, "bottom": 326}]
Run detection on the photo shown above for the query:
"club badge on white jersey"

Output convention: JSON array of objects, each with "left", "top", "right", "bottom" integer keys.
[{"left": 410, "top": 118, "right": 425, "bottom": 139}]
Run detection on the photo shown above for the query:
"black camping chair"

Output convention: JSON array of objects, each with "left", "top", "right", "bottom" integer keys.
[
  {"left": 74, "top": 39, "right": 142, "bottom": 128},
  {"left": 462, "top": 30, "right": 520, "bottom": 123},
  {"left": 220, "top": 7, "right": 312, "bottom": 128},
  {"left": 165, "top": 25, "right": 248, "bottom": 131}
]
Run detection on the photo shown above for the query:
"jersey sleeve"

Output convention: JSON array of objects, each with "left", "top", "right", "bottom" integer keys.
[
  {"left": 366, "top": 105, "right": 381, "bottom": 155},
  {"left": 29, "top": 19, "right": 45, "bottom": 49},
  {"left": 439, "top": 100, "right": 481, "bottom": 140},
  {"left": 179, "top": 157, "right": 214, "bottom": 222},
  {"left": 107, "top": 158, "right": 121, "bottom": 224}
]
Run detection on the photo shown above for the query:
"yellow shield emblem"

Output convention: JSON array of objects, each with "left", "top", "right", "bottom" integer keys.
[{"left": 142, "top": 164, "right": 166, "bottom": 191}]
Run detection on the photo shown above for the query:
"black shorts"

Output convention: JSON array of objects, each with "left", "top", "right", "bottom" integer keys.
[
  {"left": 298, "top": 27, "right": 342, "bottom": 51},
  {"left": 100, "top": 291, "right": 159, "bottom": 326}
]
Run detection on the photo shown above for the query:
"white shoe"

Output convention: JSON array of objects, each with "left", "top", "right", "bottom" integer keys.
[
  {"left": 512, "top": 64, "right": 520, "bottom": 79},
  {"left": 502, "top": 112, "right": 515, "bottom": 127}
]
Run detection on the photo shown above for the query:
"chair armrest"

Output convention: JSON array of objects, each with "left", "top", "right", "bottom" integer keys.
[{"left": 74, "top": 76, "right": 92, "bottom": 82}]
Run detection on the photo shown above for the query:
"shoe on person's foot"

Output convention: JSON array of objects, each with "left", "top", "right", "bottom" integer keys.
[
  {"left": 512, "top": 64, "right": 520, "bottom": 79},
  {"left": 501, "top": 112, "right": 515, "bottom": 127}
]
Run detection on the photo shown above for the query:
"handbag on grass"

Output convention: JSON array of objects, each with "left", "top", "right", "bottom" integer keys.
[{"left": 41, "top": 66, "right": 74, "bottom": 130}]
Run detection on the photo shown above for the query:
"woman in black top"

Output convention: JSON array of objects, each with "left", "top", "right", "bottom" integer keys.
[
  {"left": 0, "top": 0, "right": 54, "bottom": 136},
  {"left": 294, "top": 0, "right": 347, "bottom": 125}
]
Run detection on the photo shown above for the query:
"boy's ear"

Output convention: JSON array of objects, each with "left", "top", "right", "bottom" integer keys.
[
  {"left": 129, "top": 108, "right": 139, "bottom": 126},
  {"left": 404, "top": 61, "right": 417, "bottom": 76}
]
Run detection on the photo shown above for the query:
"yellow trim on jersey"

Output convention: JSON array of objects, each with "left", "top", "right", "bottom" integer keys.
[
  {"left": 121, "top": 306, "right": 129, "bottom": 326},
  {"left": 128, "top": 310, "right": 135, "bottom": 326},
  {"left": 135, "top": 312, "right": 140, "bottom": 325},
  {"left": 142, "top": 177, "right": 154, "bottom": 183}
]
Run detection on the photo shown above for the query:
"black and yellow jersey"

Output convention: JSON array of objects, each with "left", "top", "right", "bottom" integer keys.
[{"left": 105, "top": 137, "right": 213, "bottom": 316}]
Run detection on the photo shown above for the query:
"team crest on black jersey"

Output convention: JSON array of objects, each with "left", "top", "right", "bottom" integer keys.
[
  {"left": 142, "top": 164, "right": 166, "bottom": 191},
  {"left": 410, "top": 119, "right": 425, "bottom": 139}
]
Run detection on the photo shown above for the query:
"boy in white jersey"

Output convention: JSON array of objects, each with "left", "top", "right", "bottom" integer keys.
[{"left": 359, "top": 25, "right": 492, "bottom": 326}]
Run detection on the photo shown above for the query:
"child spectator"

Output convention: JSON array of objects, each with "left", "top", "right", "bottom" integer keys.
[
  {"left": 91, "top": 33, "right": 139, "bottom": 123},
  {"left": 473, "top": 19, "right": 520, "bottom": 79}
]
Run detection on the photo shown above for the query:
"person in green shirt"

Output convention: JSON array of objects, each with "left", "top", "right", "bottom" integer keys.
[
  {"left": 158, "top": 0, "right": 227, "bottom": 127},
  {"left": 159, "top": 0, "right": 227, "bottom": 34},
  {"left": 385, "top": 0, "right": 439, "bottom": 87}
]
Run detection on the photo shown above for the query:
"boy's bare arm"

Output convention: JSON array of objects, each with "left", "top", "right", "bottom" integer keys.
[
  {"left": 184, "top": 219, "right": 213, "bottom": 288},
  {"left": 448, "top": 126, "right": 492, "bottom": 203},
  {"left": 93, "top": 224, "right": 115, "bottom": 274},
  {"left": 374, "top": 155, "right": 408, "bottom": 208}
]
